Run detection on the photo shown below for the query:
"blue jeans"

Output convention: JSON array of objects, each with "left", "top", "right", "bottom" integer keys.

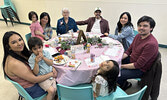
[{"left": 117, "top": 69, "right": 143, "bottom": 86}]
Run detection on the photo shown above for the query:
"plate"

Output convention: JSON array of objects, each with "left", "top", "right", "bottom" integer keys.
[
  {"left": 67, "top": 59, "right": 81, "bottom": 69},
  {"left": 53, "top": 55, "right": 69, "bottom": 65}
]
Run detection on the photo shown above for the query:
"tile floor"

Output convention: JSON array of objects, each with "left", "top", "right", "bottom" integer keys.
[{"left": 0, "top": 21, "right": 166, "bottom": 100}]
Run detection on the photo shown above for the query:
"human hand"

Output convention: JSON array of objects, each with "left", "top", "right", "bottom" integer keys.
[
  {"left": 35, "top": 55, "right": 42, "bottom": 63},
  {"left": 77, "top": 30, "right": 79, "bottom": 33},
  {"left": 38, "top": 52, "right": 44, "bottom": 59},
  {"left": 35, "top": 30, "right": 42, "bottom": 35},
  {"left": 104, "top": 33, "right": 109, "bottom": 36},
  {"left": 52, "top": 67, "right": 57, "bottom": 78}
]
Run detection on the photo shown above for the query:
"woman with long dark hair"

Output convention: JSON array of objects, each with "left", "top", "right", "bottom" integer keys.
[
  {"left": 40, "top": 12, "right": 53, "bottom": 40},
  {"left": 2, "top": 31, "right": 56, "bottom": 99},
  {"left": 105, "top": 12, "right": 135, "bottom": 51}
]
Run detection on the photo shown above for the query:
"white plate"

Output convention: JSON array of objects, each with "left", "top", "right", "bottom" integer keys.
[{"left": 53, "top": 55, "right": 69, "bottom": 65}]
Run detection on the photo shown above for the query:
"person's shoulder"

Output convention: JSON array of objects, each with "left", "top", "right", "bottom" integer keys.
[
  {"left": 8, "top": 56, "right": 26, "bottom": 69},
  {"left": 101, "top": 17, "right": 108, "bottom": 22},
  {"left": 58, "top": 17, "right": 63, "bottom": 21}
]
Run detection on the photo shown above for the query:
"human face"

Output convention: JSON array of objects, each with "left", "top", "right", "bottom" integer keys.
[
  {"left": 8, "top": 34, "right": 24, "bottom": 53},
  {"left": 98, "top": 61, "right": 114, "bottom": 74},
  {"left": 94, "top": 11, "right": 101, "bottom": 19},
  {"left": 120, "top": 14, "right": 128, "bottom": 26},
  {"left": 138, "top": 21, "right": 152, "bottom": 36},
  {"left": 31, "top": 45, "right": 43, "bottom": 56},
  {"left": 41, "top": 16, "right": 48, "bottom": 26},
  {"left": 32, "top": 14, "right": 37, "bottom": 22},
  {"left": 62, "top": 10, "right": 69, "bottom": 19}
]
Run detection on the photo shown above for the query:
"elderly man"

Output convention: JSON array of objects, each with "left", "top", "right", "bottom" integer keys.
[
  {"left": 76, "top": 7, "right": 110, "bottom": 35},
  {"left": 56, "top": 8, "right": 79, "bottom": 35},
  {"left": 117, "top": 16, "right": 159, "bottom": 91}
]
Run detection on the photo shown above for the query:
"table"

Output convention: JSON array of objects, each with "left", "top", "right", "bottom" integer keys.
[{"left": 52, "top": 33, "right": 124, "bottom": 86}]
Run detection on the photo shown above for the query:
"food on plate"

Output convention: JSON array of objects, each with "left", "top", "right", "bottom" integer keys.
[
  {"left": 68, "top": 62, "right": 75, "bottom": 67},
  {"left": 75, "top": 61, "right": 78, "bottom": 63},
  {"left": 54, "top": 55, "right": 64, "bottom": 63}
]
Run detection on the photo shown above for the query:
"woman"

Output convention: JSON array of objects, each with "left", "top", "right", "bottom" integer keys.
[
  {"left": 40, "top": 12, "right": 53, "bottom": 40},
  {"left": 2, "top": 31, "right": 56, "bottom": 99},
  {"left": 105, "top": 12, "right": 135, "bottom": 51},
  {"left": 56, "top": 8, "right": 79, "bottom": 35}
]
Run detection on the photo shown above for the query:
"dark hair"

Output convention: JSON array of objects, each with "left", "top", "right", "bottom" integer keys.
[
  {"left": 28, "top": 37, "right": 43, "bottom": 50},
  {"left": 137, "top": 16, "right": 156, "bottom": 33},
  {"left": 40, "top": 12, "right": 51, "bottom": 27},
  {"left": 2, "top": 31, "right": 31, "bottom": 77},
  {"left": 98, "top": 60, "right": 119, "bottom": 93},
  {"left": 117, "top": 12, "right": 134, "bottom": 32},
  {"left": 28, "top": 11, "right": 38, "bottom": 21}
]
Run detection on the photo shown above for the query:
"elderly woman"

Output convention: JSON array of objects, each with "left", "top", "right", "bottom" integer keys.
[
  {"left": 2, "top": 31, "right": 56, "bottom": 99},
  {"left": 40, "top": 12, "right": 53, "bottom": 40},
  {"left": 56, "top": 8, "right": 79, "bottom": 35}
]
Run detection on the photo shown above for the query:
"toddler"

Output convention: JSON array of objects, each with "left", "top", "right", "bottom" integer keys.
[
  {"left": 28, "top": 37, "right": 57, "bottom": 100},
  {"left": 28, "top": 11, "right": 44, "bottom": 40}
]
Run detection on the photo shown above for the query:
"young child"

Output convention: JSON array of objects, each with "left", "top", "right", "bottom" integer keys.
[
  {"left": 92, "top": 60, "right": 119, "bottom": 98},
  {"left": 28, "top": 11, "right": 45, "bottom": 40},
  {"left": 28, "top": 37, "right": 57, "bottom": 100}
]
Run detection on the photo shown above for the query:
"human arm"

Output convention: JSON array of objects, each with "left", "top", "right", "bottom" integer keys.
[
  {"left": 108, "top": 26, "right": 133, "bottom": 40},
  {"left": 72, "top": 18, "right": 79, "bottom": 32},
  {"left": 52, "top": 67, "right": 57, "bottom": 78},
  {"left": 76, "top": 18, "right": 89, "bottom": 25},
  {"left": 35, "top": 31, "right": 45, "bottom": 38},
  {"left": 103, "top": 20, "right": 110, "bottom": 34},
  {"left": 9, "top": 61, "right": 53, "bottom": 83},
  {"left": 121, "top": 63, "right": 135, "bottom": 69},
  {"left": 56, "top": 19, "right": 66, "bottom": 35},
  {"left": 41, "top": 51, "right": 53, "bottom": 66}
]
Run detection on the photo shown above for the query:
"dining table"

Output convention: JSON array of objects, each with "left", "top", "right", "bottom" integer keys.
[{"left": 44, "top": 32, "right": 124, "bottom": 86}]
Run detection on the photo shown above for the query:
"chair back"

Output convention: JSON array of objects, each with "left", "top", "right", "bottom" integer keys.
[
  {"left": 114, "top": 86, "right": 147, "bottom": 100},
  {"left": 4, "top": 0, "right": 16, "bottom": 12},
  {"left": 134, "top": 30, "right": 138, "bottom": 36},
  {"left": 25, "top": 33, "right": 31, "bottom": 42},
  {"left": 6, "top": 76, "right": 46, "bottom": 100},
  {"left": 57, "top": 84, "right": 94, "bottom": 100}
]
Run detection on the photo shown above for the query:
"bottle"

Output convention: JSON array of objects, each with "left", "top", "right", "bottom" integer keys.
[
  {"left": 86, "top": 33, "right": 89, "bottom": 39},
  {"left": 90, "top": 54, "right": 95, "bottom": 63},
  {"left": 58, "top": 34, "right": 61, "bottom": 42},
  {"left": 87, "top": 43, "right": 91, "bottom": 53},
  {"left": 55, "top": 37, "right": 59, "bottom": 46},
  {"left": 71, "top": 29, "right": 74, "bottom": 38},
  {"left": 71, "top": 48, "right": 75, "bottom": 59}
]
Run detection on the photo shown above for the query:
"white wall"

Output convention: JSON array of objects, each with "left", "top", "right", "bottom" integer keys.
[{"left": 0, "top": 0, "right": 167, "bottom": 44}]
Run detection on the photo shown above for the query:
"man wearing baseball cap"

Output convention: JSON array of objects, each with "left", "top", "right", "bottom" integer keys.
[{"left": 76, "top": 7, "right": 110, "bottom": 35}]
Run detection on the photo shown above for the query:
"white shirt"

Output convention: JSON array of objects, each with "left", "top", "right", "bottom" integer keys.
[
  {"left": 92, "top": 75, "right": 109, "bottom": 97},
  {"left": 91, "top": 19, "right": 101, "bottom": 33}
]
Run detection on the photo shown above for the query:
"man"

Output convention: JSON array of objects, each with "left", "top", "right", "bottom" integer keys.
[
  {"left": 76, "top": 7, "right": 110, "bottom": 35},
  {"left": 117, "top": 16, "right": 159, "bottom": 90}
]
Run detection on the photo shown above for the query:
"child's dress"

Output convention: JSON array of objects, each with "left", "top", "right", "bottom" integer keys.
[
  {"left": 30, "top": 21, "right": 44, "bottom": 40},
  {"left": 92, "top": 75, "right": 109, "bottom": 97}
]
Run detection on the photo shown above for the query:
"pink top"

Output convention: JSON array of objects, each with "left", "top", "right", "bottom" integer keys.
[
  {"left": 30, "top": 21, "right": 44, "bottom": 40},
  {"left": 7, "top": 65, "right": 34, "bottom": 88}
]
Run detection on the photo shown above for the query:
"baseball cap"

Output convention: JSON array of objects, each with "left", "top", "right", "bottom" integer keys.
[{"left": 95, "top": 7, "right": 101, "bottom": 12}]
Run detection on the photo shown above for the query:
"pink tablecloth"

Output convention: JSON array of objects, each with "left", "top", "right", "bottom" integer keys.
[{"left": 53, "top": 36, "right": 124, "bottom": 86}]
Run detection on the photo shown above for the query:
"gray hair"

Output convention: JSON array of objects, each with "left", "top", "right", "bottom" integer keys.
[{"left": 62, "top": 8, "right": 70, "bottom": 14}]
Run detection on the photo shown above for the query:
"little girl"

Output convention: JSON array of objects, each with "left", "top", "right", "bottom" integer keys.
[
  {"left": 28, "top": 11, "right": 45, "bottom": 40},
  {"left": 92, "top": 60, "right": 119, "bottom": 98}
]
